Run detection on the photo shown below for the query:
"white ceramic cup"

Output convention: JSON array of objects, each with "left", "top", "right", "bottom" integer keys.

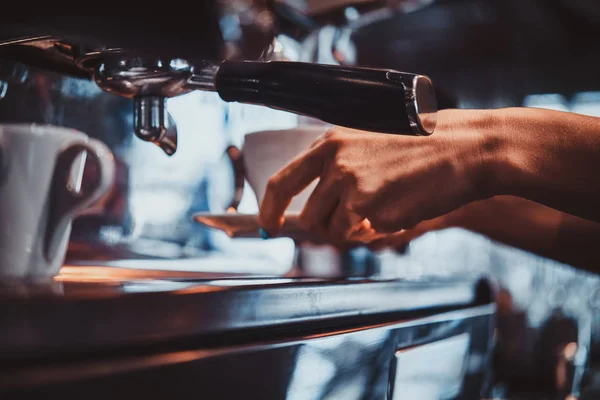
[
  {"left": 226, "top": 125, "right": 327, "bottom": 212},
  {"left": 0, "top": 124, "right": 115, "bottom": 280}
]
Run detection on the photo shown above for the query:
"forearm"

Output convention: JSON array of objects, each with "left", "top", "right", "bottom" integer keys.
[
  {"left": 484, "top": 107, "right": 600, "bottom": 223},
  {"left": 443, "top": 196, "right": 600, "bottom": 272},
  {"left": 442, "top": 196, "right": 561, "bottom": 255},
  {"left": 550, "top": 211, "right": 600, "bottom": 273}
]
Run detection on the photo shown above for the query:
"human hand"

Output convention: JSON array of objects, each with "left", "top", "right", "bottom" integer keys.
[
  {"left": 363, "top": 215, "right": 451, "bottom": 252},
  {"left": 364, "top": 195, "right": 567, "bottom": 254},
  {"left": 258, "top": 109, "right": 500, "bottom": 244}
]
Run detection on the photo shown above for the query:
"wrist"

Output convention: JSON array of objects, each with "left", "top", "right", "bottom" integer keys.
[
  {"left": 454, "top": 107, "right": 536, "bottom": 199},
  {"left": 482, "top": 107, "right": 557, "bottom": 198},
  {"left": 436, "top": 108, "right": 511, "bottom": 201},
  {"left": 475, "top": 108, "right": 516, "bottom": 197}
]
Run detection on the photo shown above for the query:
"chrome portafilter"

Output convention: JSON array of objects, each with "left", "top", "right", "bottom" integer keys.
[
  {"left": 77, "top": 48, "right": 439, "bottom": 157},
  {"left": 77, "top": 49, "right": 220, "bottom": 156}
]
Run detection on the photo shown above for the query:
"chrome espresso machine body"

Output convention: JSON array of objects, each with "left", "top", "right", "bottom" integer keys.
[{"left": 0, "top": 7, "right": 496, "bottom": 400}]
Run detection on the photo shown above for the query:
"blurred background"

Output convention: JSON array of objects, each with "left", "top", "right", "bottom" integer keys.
[{"left": 2, "top": 1, "right": 600, "bottom": 398}]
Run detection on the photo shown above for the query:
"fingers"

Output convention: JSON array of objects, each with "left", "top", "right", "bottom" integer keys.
[
  {"left": 258, "top": 139, "right": 329, "bottom": 236},
  {"left": 328, "top": 194, "right": 367, "bottom": 242},
  {"left": 308, "top": 131, "right": 330, "bottom": 149},
  {"left": 360, "top": 196, "right": 418, "bottom": 233},
  {"left": 366, "top": 230, "right": 411, "bottom": 252},
  {"left": 298, "top": 173, "right": 340, "bottom": 239},
  {"left": 365, "top": 215, "right": 448, "bottom": 252}
]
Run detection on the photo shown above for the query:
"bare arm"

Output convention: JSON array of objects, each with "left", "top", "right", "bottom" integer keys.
[
  {"left": 487, "top": 107, "right": 600, "bottom": 223},
  {"left": 257, "top": 107, "right": 600, "bottom": 265},
  {"left": 376, "top": 196, "right": 600, "bottom": 273}
]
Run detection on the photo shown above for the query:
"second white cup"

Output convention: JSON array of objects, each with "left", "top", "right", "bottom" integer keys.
[{"left": 226, "top": 125, "right": 327, "bottom": 213}]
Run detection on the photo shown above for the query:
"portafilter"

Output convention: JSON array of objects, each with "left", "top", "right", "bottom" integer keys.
[{"left": 75, "top": 49, "right": 439, "bottom": 156}]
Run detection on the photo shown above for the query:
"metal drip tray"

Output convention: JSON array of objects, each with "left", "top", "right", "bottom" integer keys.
[{"left": 0, "top": 263, "right": 492, "bottom": 360}]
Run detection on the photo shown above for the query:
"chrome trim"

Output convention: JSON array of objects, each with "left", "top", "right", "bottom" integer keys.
[
  {"left": 406, "top": 75, "right": 437, "bottom": 136},
  {"left": 0, "top": 35, "right": 57, "bottom": 48},
  {"left": 186, "top": 62, "right": 220, "bottom": 91},
  {"left": 0, "top": 303, "right": 495, "bottom": 388},
  {"left": 0, "top": 274, "right": 489, "bottom": 358}
]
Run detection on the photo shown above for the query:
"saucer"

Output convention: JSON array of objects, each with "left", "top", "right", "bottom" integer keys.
[
  {"left": 192, "top": 212, "right": 387, "bottom": 243},
  {"left": 193, "top": 212, "right": 313, "bottom": 241}
]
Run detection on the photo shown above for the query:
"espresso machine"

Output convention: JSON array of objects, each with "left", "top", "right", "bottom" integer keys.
[{"left": 0, "top": 6, "right": 496, "bottom": 399}]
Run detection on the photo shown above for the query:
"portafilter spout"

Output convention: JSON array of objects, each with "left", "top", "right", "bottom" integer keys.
[
  {"left": 78, "top": 50, "right": 438, "bottom": 156},
  {"left": 133, "top": 96, "right": 175, "bottom": 155},
  {"left": 77, "top": 50, "right": 219, "bottom": 156}
]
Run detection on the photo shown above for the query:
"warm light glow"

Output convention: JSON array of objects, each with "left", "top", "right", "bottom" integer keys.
[
  {"left": 563, "top": 342, "right": 578, "bottom": 361},
  {"left": 56, "top": 265, "right": 131, "bottom": 283},
  {"left": 56, "top": 265, "right": 217, "bottom": 288}
]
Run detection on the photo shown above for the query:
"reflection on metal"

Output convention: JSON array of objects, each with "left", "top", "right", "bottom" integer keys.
[
  {"left": 286, "top": 346, "right": 337, "bottom": 400},
  {"left": 77, "top": 49, "right": 208, "bottom": 155},
  {"left": 133, "top": 96, "right": 177, "bottom": 155},
  {"left": 0, "top": 60, "right": 30, "bottom": 101},
  {"left": 373, "top": 227, "right": 600, "bottom": 398},
  {"left": 390, "top": 333, "right": 470, "bottom": 400},
  {"left": 406, "top": 74, "right": 437, "bottom": 135},
  {"left": 0, "top": 265, "right": 489, "bottom": 358},
  {"left": 0, "top": 80, "right": 7, "bottom": 99},
  {"left": 564, "top": 342, "right": 579, "bottom": 362},
  {"left": 0, "top": 60, "right": 29, "bottom": 85},
  {"left": 287, "top": 329, "right": 390, "bottom": 399},
  {"left": 0, "top": 303, "right": 494, "bottom": 400}
]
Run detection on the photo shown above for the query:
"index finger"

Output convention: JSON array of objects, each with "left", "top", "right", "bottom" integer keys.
[{"left": 258, "top": 140, "right": 329, "bottom": 236}]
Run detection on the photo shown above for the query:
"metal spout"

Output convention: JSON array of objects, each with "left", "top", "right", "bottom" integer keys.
[{"left": 133, "top": 96, "right": 177, "bottom": 155}]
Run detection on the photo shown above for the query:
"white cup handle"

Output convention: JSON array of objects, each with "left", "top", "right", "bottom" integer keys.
[
  {"left": 225, "top": 145, "right": 245, "bottom": 212},
  {"left": 44, "top": 139, "right": 115, "bottom": 262}
]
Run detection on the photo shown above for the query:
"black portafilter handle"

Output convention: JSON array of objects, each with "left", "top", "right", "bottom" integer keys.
[{"left": 215, "top": 61, "right": 438, "bottom": 135}]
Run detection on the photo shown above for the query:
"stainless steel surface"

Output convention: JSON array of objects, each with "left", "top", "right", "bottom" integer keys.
[
  {"left": 78, "top": 50, "right": 208, "bottom": 155},
  {"left": 78, "top": 50, "right": 196, "bottom": 99},
  {"left": 0, "top": 298, "right": 494, "bottom": 400},
  {"left": 390, "top": 333, "right": 471, "bottom": 399},
  {"left": 186, "top": 62, "right": 220, "bottom": 91},
  {"left": 0, "top": 264, "right": 491, "bottom": 357},
  {"left": 384, "top": 227, "right": 600, "bottom": 399}
]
